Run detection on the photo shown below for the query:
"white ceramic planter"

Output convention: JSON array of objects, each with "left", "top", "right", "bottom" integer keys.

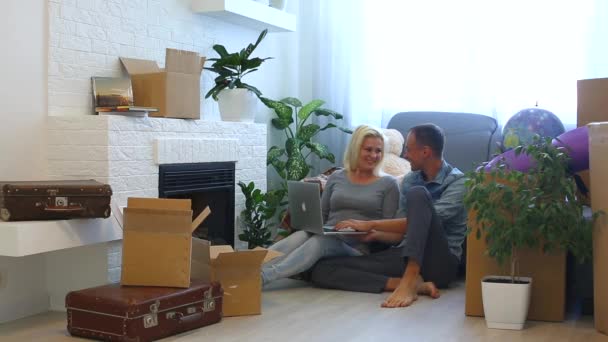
[
  {"left": 217, "top": 88, "right": 258, "bottom": 122},
  {"left": 270, "top": 0, "right": 287, "bottom": 11},
  {"left": 481, "top": 275, "right": 532, "bottom": 330}
]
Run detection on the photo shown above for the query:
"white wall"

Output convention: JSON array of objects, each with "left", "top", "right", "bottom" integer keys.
[
  {"left": 0, "top": 0, "right": 50, "bottom": 324},
  {"left": 0, "top": 0, "right": 48, "bottom": 180}
]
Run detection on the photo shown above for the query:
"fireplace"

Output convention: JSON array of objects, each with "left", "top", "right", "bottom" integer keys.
[{"left": 158, "top": 162, "right": 236, "bottom": 247}]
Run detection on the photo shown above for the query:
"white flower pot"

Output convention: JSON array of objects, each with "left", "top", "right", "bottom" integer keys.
[
  {"left": 217, "top": 88, "right": 258, "bottom": 122},
  {"left": 481, "top": 275, "right": 532, "bottom": 330},
  {"left": 270, "top": 0, "right": 287, "bottom": 11}
]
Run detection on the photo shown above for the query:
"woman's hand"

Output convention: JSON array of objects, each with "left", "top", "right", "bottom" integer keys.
[{"left": 335, "top": 219, "right": 373, "bottom": 232}]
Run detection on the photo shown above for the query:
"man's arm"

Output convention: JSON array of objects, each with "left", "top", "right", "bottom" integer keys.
[
  {"left": 359, "top": 230, "right": 404, "bottom": 244},
  {"left": 433, "top": 177, "right": 466, "bottom": 224}
]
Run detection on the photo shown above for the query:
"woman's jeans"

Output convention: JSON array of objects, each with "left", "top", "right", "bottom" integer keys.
[{"left": 261, "top": 230, "right": 362, "bottom": 284}]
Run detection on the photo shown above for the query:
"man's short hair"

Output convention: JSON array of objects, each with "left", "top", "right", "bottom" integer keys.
[{"left": 409, "top": 124, "right": 445, "bottom": 158}]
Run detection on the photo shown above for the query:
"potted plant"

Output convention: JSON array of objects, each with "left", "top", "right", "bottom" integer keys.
[
  {"left": 204, "top": 29, "right": 272, "bottom": 122},
  {"left": 237, "top": 181, "right": 283, "bottom": 249},
  {"left": 464, "top": 136, "right": 596, "bottom": 330},
  {"left": 261, "top": 96, "right": 352, "bottom": 184},
  {"left": 260, "top": 97, "right": 352, "bottom": 238}
]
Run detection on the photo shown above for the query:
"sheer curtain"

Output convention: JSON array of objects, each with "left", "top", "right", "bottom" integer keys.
[{"left": 302, "top": 0, "right": 608, "bottom": 136}]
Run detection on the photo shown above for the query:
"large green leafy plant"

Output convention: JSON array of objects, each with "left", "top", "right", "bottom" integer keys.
[
  {"left": 237, "top": 181, "right": 283, "bottom": 249},
  {"left": 261, "top": 97, "right": 352, "bottom": 184},
  {"left": 204, "top": 29, "right": 272, "bottom": 100},
  {"left": 464, "top": 136, "right": 597, "bottom": 282}
]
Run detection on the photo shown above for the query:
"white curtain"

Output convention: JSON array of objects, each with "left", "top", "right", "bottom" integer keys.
[{"left": 302, "top": 0, "right": 608, "bottom": 135}]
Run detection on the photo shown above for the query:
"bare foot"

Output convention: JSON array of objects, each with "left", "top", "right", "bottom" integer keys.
[
  {"left": 381, "top": 281, "right": 418, "bottom": 308},
  {"left": 384, "top": 277, "right": 401, "bottom": 291},
  {"left": 417, "top": 281, "right": 440, "bottom": 299}
]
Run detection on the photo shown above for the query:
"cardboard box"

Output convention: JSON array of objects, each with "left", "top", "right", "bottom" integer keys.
[
  {"left": 589, "top": 122, "right": 608, "bottom": 335},
  {"left": 578, "top": 78, "right": 608, "bottom": 127},
  {"left": 465, "top": 211, "right": 566, "bottom": 322},
  {"left": 120, "top": 49, "right": 205, "bottom": 119},
  {"left": 121, "top": 198, "right": 210, "bottom": 288},
  {"left": 191, "top": 238, "right": 282, "bottom": 316}
]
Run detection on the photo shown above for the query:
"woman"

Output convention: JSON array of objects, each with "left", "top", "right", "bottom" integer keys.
[{"left": 262, "top": 125, "right": 400, "bottom": 285}]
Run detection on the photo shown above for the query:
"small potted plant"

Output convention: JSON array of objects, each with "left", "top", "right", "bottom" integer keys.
[
  {"left": 464, "top": 136, "right": 596, "bottom": 330},
  {"left": 204, "top": 29, "right": 272, "bottom": 122},
  {"left": 237, "top": 181, "right": 283, "bottom": 249}
]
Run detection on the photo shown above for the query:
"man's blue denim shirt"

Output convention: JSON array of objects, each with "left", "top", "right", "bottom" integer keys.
[{"left": 398, "top": 160, "right": 467, "bottom": 260}]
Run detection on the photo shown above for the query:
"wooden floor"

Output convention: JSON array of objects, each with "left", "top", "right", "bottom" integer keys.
[{"left": 1, "top": 280, "right": 606, "bottom": 342}]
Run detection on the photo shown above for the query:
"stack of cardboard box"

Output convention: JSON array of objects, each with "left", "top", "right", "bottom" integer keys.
[
  {"left": 121, "top": 197, "right": 281, "bottom": 317},
  {"left": 580, "top": 77, "right": 608, "bottom": 335}
]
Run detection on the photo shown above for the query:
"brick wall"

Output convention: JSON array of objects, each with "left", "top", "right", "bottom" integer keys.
[
  {"left": 48, "top": 115, "right": 267, "bottom": 282},
  {"left": 48, "top": 0, "right": 261, "bottom": 120}
]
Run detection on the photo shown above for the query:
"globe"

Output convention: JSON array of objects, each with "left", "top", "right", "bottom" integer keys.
[{"left": 502, "top": 108, "right": 565, "bottom": 149}]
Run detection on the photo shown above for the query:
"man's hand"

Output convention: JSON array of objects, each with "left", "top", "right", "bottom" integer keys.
[{"left": 335, "top": 219, "right": 373, "bottom": 232}]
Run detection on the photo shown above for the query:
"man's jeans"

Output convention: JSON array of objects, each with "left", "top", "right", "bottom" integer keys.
[{"left": 261, "top": 230, "right": 362, "bottom": 284}]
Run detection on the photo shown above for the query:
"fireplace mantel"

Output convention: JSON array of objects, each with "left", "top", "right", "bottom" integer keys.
[{"left": 0, "top": 217, "right": 121, "bottom": 257}]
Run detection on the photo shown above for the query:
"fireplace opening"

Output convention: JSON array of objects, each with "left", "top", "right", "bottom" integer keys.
[{"left": 159, "top": 162, "right": 235, "bottom": 247}]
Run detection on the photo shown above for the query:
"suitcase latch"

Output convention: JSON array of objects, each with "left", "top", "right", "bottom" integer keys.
[
  {"left": 202, "top": 289, "right": 215, "bottom": 312},
  {"left": 143, "top": 301, "right": 159, "bottom": 328}
]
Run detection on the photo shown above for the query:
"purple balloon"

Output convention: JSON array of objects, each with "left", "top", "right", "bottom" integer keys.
[
  {"left": 484, "top": 126, "right": 589, "bottom": 173},
  {"left": 483, "top": 148, "right": 533, "bottom": 172},
  {"left": 552, "top": 125, "right": 589, "bottom": 172}
]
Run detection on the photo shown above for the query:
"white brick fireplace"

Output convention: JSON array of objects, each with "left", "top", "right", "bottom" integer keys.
[{"left": 47, "top": 115, "right": 267, "bottom": 283}]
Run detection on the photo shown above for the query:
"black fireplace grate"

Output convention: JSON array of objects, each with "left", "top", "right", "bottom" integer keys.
[{"left": 159, "top": 162, "right": 235, "bottom": 196}]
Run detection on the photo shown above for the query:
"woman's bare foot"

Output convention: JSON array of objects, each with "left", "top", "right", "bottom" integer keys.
[{"left": 417, "top": 281, "right": 440, "bottom": 299}]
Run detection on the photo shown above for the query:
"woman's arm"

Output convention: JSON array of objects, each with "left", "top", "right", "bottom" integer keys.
[
  {"left": 381, "top": 177, "right": 400, "bottom": 219},
  {"left": 320, "top": 173, "right": 338, "bottom": 223},
  {"left": 336, "top": 217, "right": 408, "bottom": 234}
]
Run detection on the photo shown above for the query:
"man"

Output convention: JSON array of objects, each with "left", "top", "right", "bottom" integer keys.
[{"left": 310, "top": 123, "right": 467, "bottom": 308}]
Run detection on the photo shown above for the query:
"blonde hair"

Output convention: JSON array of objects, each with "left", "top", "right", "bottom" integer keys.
[{"left": 343, "top": 125, "right": 387, "bottom": 176}]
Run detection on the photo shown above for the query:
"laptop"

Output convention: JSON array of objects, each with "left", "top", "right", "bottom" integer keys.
[{"left": 287, "top": 181, "right": 366, "bottom": 235}]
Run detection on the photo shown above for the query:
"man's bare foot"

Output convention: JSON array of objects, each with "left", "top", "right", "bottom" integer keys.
[
  {"left": 381, "top": 281, "right": 418, "bottom": 308},
  {"left": 417, "top": 281, "right": 440, "bottom": 299},
  {"left": 384, "top": 277, "right": 401, "bottom": 291}
]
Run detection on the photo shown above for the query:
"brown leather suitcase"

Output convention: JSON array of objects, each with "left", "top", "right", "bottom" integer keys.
[
  {"left": 0, "top": 180, "right": 112, "bottom": 221},
  {"left": 66, "top": 280, "right": 223, "bottom": 342}
]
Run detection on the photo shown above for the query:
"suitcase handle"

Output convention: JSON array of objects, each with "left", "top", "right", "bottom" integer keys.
[
  {"left": 43, "top": 206, "right": 85, "bottom": 213},
  {"left": 167, "top": 311, "right": 203, "bottom": 325}
]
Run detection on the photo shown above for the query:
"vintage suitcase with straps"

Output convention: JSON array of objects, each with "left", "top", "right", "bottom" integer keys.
[
  {"left": 65, "top": 280, "right": 223, "bottom": 342},
  {"left": 0, "top": 180, "right": 112, "bottom": 221}
]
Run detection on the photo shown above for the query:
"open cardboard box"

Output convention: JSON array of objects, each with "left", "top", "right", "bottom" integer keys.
[
  {"left": 120, "top": 48, "right": 205, "bottom": 119},
  {"left": 120, "top": 197, "right": 210, "bottom": 288},
  {"left": 191, "top": 238, "right": 282, "bottom": 317}
]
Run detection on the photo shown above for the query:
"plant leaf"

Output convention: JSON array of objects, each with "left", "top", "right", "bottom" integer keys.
[
  {"left": 261, "top": 97, "right": 293, "bottom": 125},
  {"left": 242, "top": 29, "right": 268, "bottom": 59},
  {"left": 204, "top": 83, "right": 226, "bottom": 100},
  {"left": 242, "top": 57, "right": 272, "bottom": 71},
  {"left": 212, "top": 44, "right": 229, "bottom": 58},
  {"left": 305, "top": 142, "right": 335, "bottom": 162},
  {"left": 298, "top": 99, "right": 324, "bottom": 122},
  {"left": 314, "top": 108, "right": 343, "bottom": 120},
  {"left": 240, "top": 83, "right": 263, "bottom": 97},
  {"left": 297, "top": 124, "right": 321, "bottom": 142},
  {"left": 280, "top": 97, "right": 303, "bottom": 107}
]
